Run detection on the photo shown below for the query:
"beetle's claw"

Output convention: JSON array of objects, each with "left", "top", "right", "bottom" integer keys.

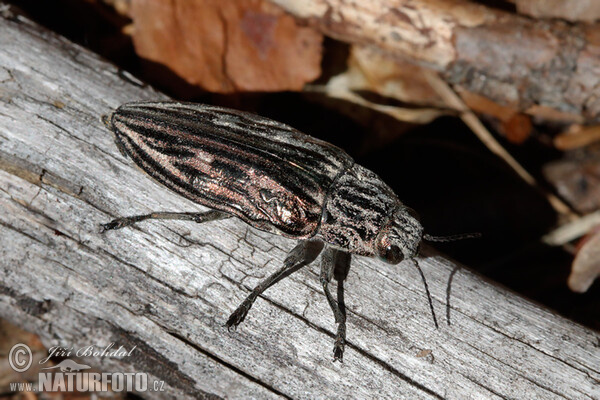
[
  {"left": 333, "top": 338, "right": 345, "bottom": 362},
  {"left": 100, "top": 218, "right": 128, "bottom": 232},
  {"left": 100, "top": 222, "right": 116, "bottom": 233},
  {"left": 225, "top": 307, "right": 248, "bottom": 330},
  {"left": 100, "top": 221, "right": 119, "bottom": 232}
]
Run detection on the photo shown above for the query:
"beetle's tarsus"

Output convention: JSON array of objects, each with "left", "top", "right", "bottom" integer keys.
[
  {"left": 101, "top": 215, "right": 145, "bottom": 232},
  {"left": 100, "top": 218, "right": 131, "bottom": 232},
  {"left": 99, "top": 222, "right": 114, "bottom": 233},
  {"left": 226, "top": 301, "right": 251, "bottom": 329},
  {"left": 101, "top": 211, "right": 231, "bottom": 233},
  {"left": 320, "top": 247, "right": 350, "bottom": 362},
  {"left": 334, "top": 322, "right": 346, "bottom": 361},
  {"left": 333, "top": 337, "right": 345, "bottom": 362}
]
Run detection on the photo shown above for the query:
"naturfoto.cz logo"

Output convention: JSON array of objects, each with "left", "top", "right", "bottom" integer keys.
[{"left": 8, "top": 343, "right": 165, "bottom": 394}]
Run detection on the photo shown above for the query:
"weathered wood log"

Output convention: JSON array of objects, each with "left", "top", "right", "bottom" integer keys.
[
  {"left": 269, "top": 0, "right": 600, "bottom": 123},
  {"left": 0, "top": 5, "right": 598, "bottom": 399}
]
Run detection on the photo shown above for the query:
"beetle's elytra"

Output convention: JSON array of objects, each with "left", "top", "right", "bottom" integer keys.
[{"left": 103, "top": 101, "right": 470, "bottom": 361}]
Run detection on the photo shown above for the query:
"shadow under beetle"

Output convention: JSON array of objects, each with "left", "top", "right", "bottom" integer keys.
[{"left": 102, "top": 101, "right": 476, "bottom": 361}]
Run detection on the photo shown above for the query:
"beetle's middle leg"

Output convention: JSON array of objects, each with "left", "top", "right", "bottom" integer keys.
[
  {"left": 226, "top": 240, "right": 324, "bottom": 330},
  {"left": 101, "top": 210, "right": 231, "bottom": 232},
  {"left": 321, "top": 247, "right": 351, "bottom": 361}
]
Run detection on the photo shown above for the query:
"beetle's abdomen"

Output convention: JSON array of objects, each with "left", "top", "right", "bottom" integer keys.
[
  {"left": 110, "top": 102, "right": 354, "bottom": 238},
  {"left": 317, "top": 164, "right": 399, "bottom": 255}
]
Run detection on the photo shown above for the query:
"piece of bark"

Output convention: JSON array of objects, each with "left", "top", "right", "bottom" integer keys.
[
  {"left": 129, "top": 0, "right": 323, "bottom": 93},
  {"left": 513, "top": 0, "right": 600, "bottom": 23},
  {"left": 269, "top": 0, "right": 600, "bottom": 123},
  {"left": 0, "top": 5, "right": 599, "bottom": 399}
]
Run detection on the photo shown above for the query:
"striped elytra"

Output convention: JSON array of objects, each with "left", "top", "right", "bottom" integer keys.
[{"left": 110, "top": 102, "right": 351, "bottom": 239}]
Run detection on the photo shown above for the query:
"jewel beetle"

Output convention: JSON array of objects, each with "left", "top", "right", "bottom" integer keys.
[{"left": 102, "top": 101, "right": 476, "bottom": 361}]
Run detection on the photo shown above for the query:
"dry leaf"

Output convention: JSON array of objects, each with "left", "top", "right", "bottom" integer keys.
[
  {"left": 525, "top": 105, "right": 585, "bottom": 124},
  {"left": 543, "top": 146, "right": 600, "bottom": 214},
  {"left": 554, "top": 125, "right": 600, "bottom": 150},
  {"left": 542, "top": 211, "right": 600, "bottom": 246},
  {"left": 349, "top": 46, "right": 447, "bottom": 108},
  {"left": 311, "top": 45, "right": 450, "bottom": 124},
  {"left": 316, "top": 71, "right": 447, "bottom": 124},
  {"left": 569, "top": 228, "right": 600, "bottom": 292},
  {"left": 129, "top": 0, "right": 322, "bottom": 93}
]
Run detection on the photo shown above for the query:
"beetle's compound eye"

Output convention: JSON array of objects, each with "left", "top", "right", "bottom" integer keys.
[
  {"left": 379, "top": 243, "right": 403, "bottom": 264},
  {"left": 376, "top": 225, "right": 404, "bottom": 264}
]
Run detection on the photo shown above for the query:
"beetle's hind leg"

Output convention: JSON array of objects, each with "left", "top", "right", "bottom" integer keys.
[
  {"left": 321, "top": 247, "right": 351, "bottom": 362},
  {"left": 226, "top": 240, "right": 324, "bottom": 330},
  {"left": 101, "top": 210, "right": 231, "bottom": 232}
]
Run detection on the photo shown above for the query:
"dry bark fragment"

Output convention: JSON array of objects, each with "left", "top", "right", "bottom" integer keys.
[
  {"left": 513, "top": 0, "right": 600, "bottom": 23},
  {"left": 270, "top": 0, "right": 600, "bottom": 122}
]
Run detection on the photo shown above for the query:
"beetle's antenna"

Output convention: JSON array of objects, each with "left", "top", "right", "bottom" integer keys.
[
  {"left": 410, "top": 258, "right": 439, "bottom": 329},
  {"left": 423, "top": 232, "right": 481, "bottom": 242}
]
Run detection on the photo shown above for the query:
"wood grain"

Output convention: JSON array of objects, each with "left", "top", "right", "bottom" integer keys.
[{"left": 0, "top": 5, "right": 598, "bottom": 399}]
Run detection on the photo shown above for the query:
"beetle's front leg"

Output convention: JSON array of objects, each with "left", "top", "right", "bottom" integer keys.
[
  {"left": 321, "top": 247, "right": 351, "bottom": 362},
  {"left": 101, "top": 210, "right": 231, "bottom": 232},
  {"left": 226, "top": 240, "right": 324, "bottom": 330}
]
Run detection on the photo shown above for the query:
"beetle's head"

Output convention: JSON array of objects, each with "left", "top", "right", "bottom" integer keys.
[{"left": 375, "top": 207, "right": 423, "bottom": 264}]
